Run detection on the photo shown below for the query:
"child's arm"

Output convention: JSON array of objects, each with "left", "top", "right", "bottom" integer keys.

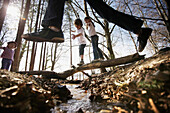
[
  {"left": 72, "top": 33, "right": 83, "bottom": 39},
  {"left": 71, "top": 30, "right": 76, "bottom": 32}
]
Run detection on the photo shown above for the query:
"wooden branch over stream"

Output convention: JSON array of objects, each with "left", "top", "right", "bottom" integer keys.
[{"left": 18, "top": 53, "right": 144, "bottom": 79}]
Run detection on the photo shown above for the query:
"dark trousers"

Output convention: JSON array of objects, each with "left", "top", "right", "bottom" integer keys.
[
  {"left": 91, "top": 35, "right": 103, "bottom": 59},
  {"left": 1, "top": 58, "right": 12, "bottom": 70},
  {"left": 79, "top": 44, "right": 86, "bottom": 55},
  {"left": 42, "top": 0, "right": 143, "bottom": 33},
  {"left": 42, "top": 0, "right": 66, "bottom": 28}
]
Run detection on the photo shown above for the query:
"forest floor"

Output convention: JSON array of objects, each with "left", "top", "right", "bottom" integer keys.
[
  {"left": 80, "top": 47, "right": 170, "bottom": 112},
  {"left": 0, "top": 48, "right": 169, "bottom": 113}
]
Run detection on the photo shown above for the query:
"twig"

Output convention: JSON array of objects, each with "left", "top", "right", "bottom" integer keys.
[{"left": 149, "top": 98, "right": 160, "bottom": 113}]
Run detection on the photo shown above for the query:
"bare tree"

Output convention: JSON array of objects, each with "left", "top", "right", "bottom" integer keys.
[
  {"left": 11, "top": 0, "right": 31, "bottom": 72},
  {"left": 51, "top": 43, "right": 58, "bottom": 71},
  {"left": 0, "top": 0, "right": 10, "bottom": 34}
]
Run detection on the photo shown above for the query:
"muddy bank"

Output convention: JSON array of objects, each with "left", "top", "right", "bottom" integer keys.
[
  {"left": 0, "top": 71, "right": 72, "bottom": 113},
  {"left": 80, "top": 48, "right": 170, "bottom": 112}
]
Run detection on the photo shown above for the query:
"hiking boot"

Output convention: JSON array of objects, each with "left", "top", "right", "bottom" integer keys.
[
  {"left": 91, "top": 59, "right": 101, "bottom": 63},
  {"left": 22, "top": 28, "right": 64, "bottom": 43},
  {"left": 137, "top": 28, "right": 152, "bottom": 52},
  {"left": 77, "top": 60, "right": 84, "bottom": 66}
]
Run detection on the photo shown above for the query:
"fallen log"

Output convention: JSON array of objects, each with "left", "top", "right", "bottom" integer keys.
[{"left": 18, "top": 53, "right": 144, "bottom": 79}]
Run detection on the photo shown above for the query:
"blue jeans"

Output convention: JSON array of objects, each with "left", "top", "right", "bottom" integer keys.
[
  {"left": 42, "top": 0, "right": 143, "bottom": 34},
  {"left": 91, "top": 35, "right": 103, "bottom": 59},
  {"left": 1, "top": 58, "right": 12, "bottom": 70}
]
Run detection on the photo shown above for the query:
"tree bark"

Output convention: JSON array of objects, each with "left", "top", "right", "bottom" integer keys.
[
  {"left": 29, "top": 0, "right": 42, "bottom": 70},
  {"left": 104, "top": 20, "right": 115, "bottom": 59},
  {"left": 18, "top": 53, "right": 144, "bottom": 79},
  {"left": 11, "top": 0, "right": 31, "bottom": 72},
  {"left": 0, "top": 0, "right": 10, "bottom": 34}
]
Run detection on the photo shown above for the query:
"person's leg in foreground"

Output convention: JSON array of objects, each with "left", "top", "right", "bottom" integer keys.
[
  {"left": 86, "top": 0, "right": 152, "bottom": 52},
  {"left": 22, "top": 0, "right": 66, "bottom": 43}
]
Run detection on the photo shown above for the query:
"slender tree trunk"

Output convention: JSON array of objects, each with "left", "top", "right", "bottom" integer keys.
[
  {"left": 84, "top": 0, "right": 89, "bottom": 17},
  {"left": 19, "top": 40, "right": 27, "bottom": 63},
  {"left": 11, "top": 0, "right": 31, "bottom": 72},
  {"left": 104, "top": 20, "right": 115, "bottom": 59},
  {"left": 39, "top": 43, "right": 44, "bottom": 70},
  {"left": 25, "top": 41, "right": 30, "bottom": 71},
  {"left": 29, "top": 42, "right": 36, "bottom": 70},
  {"left": 42, "top": 42, "right": 46, "bottom": 70},
  {"left": 51, "top": 43, "right": 58, "bottom": 71},
  {"left": 0, "top": 0, "right": 10, "bottom": 34},
  {"left": 44, "top": 45, "right": 49, "bottom": 70},
  {"left": 29, "top": 0, "right": 42, "bottom": 70},
  {"left": 38, "top": 0, "right": 45, "bottom": 70},
  {"left": 38, "top": 0, "right": 45, "bottom": 29},
  {"left": 25, "top": 0, "right": 35, "bottom": 71},
  {"left": 163, "top": 0, "right": 170, "bottom": 35}
]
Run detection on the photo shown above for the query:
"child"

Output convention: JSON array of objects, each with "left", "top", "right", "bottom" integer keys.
[
  {"left": 0, "top": 41, "right": 17, "bottom": 70},
  {"left": 72, "top": 19, "right": 86, "bottom": 65},
  {"left": 84, "top": 17, "right": 103, "bottom": 62}
]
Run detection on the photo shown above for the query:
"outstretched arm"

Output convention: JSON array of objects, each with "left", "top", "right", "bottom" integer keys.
[{"left": 72, "top": 33, "right": 83, "bottom": 39}]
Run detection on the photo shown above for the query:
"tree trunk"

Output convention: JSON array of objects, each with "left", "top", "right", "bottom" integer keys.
[
  {"left": 29, "top": 42, "right": 37, "bottom": 70},
  {"left": 0, "top": 0, "right": 10, "bottom": 34},
  {"left": 163, "top": 0, "right": 170, "bottom": 35},
  {"left": 51, "top": 43, "right": 58, "bottom": 71},
  {"left": 39, "top": 43, "right": 44, "bottom": 70},
  {"left": 104, "top": 20, "right": 115, "bottom": 59},
  {"left": 11, "top": 0, "right": 31, "bottom": 72},
  {"left": 42, "top": 42, "right": 46, "bottom": 70},
  {"left": 84, "top": 0, "right": 89, "bottom": 17},
  {"left": 25, "top": 41, "right": 30, "bottom": 71},
  {"left": 18, "top": 53, "right": 144, "bottom": 79},
  {"left": 29, "top": 0, "right": 42, "bottom": 70}
]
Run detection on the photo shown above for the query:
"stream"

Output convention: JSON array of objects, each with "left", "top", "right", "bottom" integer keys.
[{"left": 50, "top": 84, "right": 126, "bottom": 113}]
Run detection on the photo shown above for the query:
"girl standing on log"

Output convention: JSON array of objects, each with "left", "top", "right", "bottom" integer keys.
[
  {"left": 84, "top": 17, "right": 104, "bottom": 62},
  {"left": 72, "top": 19, "right": 86, "bottom": 66},
  {"left": 0, "top": 41, "right": 17, "bottom": 70}
]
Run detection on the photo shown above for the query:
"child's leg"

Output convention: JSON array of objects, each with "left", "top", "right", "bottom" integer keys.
[
  {"left": 91, "top": 35, "right": 100, "bottom": 60},
  {"left": 1, "top": 58, "right": 7, "bottom": 69},
  {"left": 80, "top": 55, "right": 84, "bottom": 61},
  {"left": 97, "top": 48, "right": 103, "bottom": 59},
  {"left": 79, "top": 44, "right": 86, "bottom": 63},
  {"left": 6, "top": 60, "right": 12, "bottom": 70},
  {"left": 1, "top": 58, "right": 12, "bottom": 70}
]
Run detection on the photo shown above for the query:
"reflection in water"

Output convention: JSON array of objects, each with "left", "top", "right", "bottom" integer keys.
[{"left": 51, "top": 84, "right": 118, "bottom": 113}]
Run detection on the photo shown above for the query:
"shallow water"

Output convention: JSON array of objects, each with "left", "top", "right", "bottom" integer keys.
[{"left": 51, "top": 84, "right": 123, "bottom": 113}]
